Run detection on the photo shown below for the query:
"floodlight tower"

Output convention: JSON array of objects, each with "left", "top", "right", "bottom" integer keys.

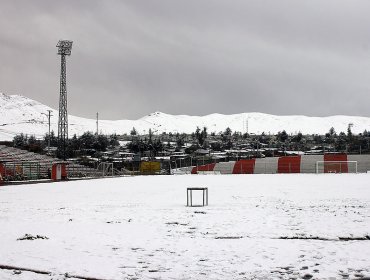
[{"left": 56, "top": 40, "right": 73, "bottom": 160}]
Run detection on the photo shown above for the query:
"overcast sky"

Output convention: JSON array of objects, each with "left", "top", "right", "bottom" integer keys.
[{"left": 1, "top": 0, "right": 370, "bottom": 119}]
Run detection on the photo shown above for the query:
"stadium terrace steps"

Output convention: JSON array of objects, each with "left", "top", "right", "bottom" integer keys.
[{"left": 0, "top": 145, "right": 98, "bottom": 180}]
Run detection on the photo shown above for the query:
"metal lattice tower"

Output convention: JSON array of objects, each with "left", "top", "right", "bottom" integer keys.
[{"left": 56, "top": 40, "right": 73, "bottom": 160}]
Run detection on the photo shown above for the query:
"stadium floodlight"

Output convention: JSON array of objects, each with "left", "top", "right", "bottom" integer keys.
[
  {"left": 56, "top": 40, "right": 73, "bottom": 160},
  {"left": 57, "top": 40, "right": 73, "bottom": 56}
]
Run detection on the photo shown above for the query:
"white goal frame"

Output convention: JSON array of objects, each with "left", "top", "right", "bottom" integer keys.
[
  {"left": 316, "top": 161, "right": 357, "bottom": 174},
  {"left": 97, "top": 162, "right": 114, "bottom": 177}
]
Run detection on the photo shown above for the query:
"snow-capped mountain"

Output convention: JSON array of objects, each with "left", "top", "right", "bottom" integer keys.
[{"left": 1, "top": 92, "right": 369, "bottom": 141}]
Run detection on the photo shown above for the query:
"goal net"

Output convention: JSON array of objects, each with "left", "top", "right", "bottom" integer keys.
[
  {"left": 316, "top": 161, "right": 357, "bottom": 174},
  {"left": 97, "top": 162, "right": 114, "bottom": 177}
]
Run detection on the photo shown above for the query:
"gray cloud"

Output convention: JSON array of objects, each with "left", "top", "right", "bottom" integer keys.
[{"left": 1, "top": 0, "right": 370, "bottom": 119}]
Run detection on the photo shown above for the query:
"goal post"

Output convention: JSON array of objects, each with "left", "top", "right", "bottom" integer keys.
[
  {"left": 316, "top": 161, "right": 357, "bottom": 174},
  {"left": 97, "top": 162, "right": 114, "bottom": 177}
]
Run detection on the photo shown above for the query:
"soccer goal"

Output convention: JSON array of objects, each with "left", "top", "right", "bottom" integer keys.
[
  {"left": 97, "top": 162, "right": 114, "bottom": 177},
  {"left": 315, "top": 161, "right": 357, "bottom": 174}
]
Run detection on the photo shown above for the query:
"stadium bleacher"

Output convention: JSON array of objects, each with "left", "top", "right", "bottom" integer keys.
[{"left": 0, "top": 145, "right": 98, "bottom": 181}]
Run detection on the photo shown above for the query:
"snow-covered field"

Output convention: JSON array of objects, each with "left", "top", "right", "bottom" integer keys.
[{"left": 0, "top": 174, "right": 370, "bottom": 280}]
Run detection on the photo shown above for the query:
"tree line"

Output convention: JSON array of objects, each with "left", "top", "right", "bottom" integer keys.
[
  {"left": 11, "top": 125, "right": 370, "bottom": 159},
  {"left": 13, "top": 131, "right": 119, "bottom": 158}
]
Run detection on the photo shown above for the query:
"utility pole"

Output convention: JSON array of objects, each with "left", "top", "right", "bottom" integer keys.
[
  {"left": 243, "top": 115, "right": 245, "bottom": 134},
  {"left": 243, "top": 115, "right": 249, "bottom": 135},
  {"left": 56, "top": 40, "right": 73, "bottom": 160},
  {"left": 347, "top": 123, "right": 354, "bottom": 154},
  {"left": 96, "top": 112, "right": 99, "bottom": 135},
  {"left": 42, "top": 110, "right": 53, "bottom": 154}
]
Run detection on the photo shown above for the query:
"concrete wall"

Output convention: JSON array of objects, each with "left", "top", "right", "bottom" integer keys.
[
  {"left": 348, "top": 155, "right": 370, "bottom": 173},
  {"left": 254, "top": 157, "right": 279, "bottom": 174},
  {"left": 300, "top": 155, "right": 324, "bottom": 173},
  {"left": 214, "top": 161, "right": 236, "bottom": 174},
  {"left": 174, "top": 154, "right": 370, "bottom": 175}
]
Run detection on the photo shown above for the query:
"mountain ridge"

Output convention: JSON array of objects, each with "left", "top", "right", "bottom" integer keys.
[{"left": 1, "top": 92, "right": 369, "bottom": 141}]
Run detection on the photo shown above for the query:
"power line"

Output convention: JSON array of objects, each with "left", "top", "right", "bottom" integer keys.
[{"left": 42, "top": 110, "right": 53, "bottom": 155}]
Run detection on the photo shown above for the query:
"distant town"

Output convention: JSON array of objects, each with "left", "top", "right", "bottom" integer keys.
[{"left": 6, "top": 124, "right": 369, "bottom": 173}]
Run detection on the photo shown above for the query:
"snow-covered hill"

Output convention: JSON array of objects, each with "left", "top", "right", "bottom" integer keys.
[{"left": 1, "top": 92, "right": 369, "bottom": 141}]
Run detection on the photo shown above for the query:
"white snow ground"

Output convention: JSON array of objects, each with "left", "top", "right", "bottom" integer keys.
[{"left": 0, "top": 174, "right": 370, "bottom": 280}]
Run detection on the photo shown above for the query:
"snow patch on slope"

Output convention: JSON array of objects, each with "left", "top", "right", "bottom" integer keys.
[{"left": 0, "top": 92, "right": 369, "bottom": 141}]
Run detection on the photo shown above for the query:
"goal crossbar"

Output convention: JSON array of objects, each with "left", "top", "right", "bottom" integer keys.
[{"left": 316, "top": 161, "right": 357, "bottom": 174}]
